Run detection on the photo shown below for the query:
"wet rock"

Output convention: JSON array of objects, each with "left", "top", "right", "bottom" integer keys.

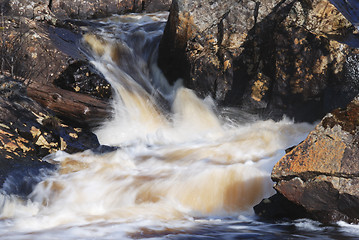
[
  {"left": 0, "top": 76, "right": 100, "bottom": 186},
  {"left": 54, "top": 60, "right": 112, "bottom": 99},
  {"left": 330, "top": 0, "right": 359, "bottom": 29},
  {"left": 158, "top": 0, "right": 359, "bottom": 122},
  {"left": 3, "top": 0, "right": 171, "bottom": 20},
  {"left": 271, "top": 96, "right": 359, "bottom": 223}
]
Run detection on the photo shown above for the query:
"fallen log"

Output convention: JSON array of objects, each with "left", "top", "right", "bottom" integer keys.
[{"left": 27, "top": 82, "right": 112, "bottom": 127}]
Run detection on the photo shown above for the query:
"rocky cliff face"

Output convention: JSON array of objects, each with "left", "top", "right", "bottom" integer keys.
[
  {"left": 271, "top": 97, "right": 359, "bottom": 223},
  {"left": 158, "top": 0, "right": 359, "bottom": 121}
]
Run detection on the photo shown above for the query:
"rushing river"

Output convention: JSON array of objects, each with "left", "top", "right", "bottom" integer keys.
[{"left": 1, "top": 12, "right": 359, "bottom": 240}]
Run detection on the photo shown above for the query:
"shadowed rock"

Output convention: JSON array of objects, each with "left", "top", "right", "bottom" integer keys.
[
  {"left": 0, "top": 16, "right": 112, "bottom": 126},
  {"left": 254, "top": 193, "right": 311, "bottom": 220},
  {"left": 158, "top": 0, "right": 359, "bottom": 122},
  {"left": 0, "top": 76, "right": 100, "bottom": 188}
]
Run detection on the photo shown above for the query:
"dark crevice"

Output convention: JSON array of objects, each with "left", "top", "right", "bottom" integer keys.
[
  {"left": 142, "top": 0, "right": 146, "bottom": 11},
  {"left": 218, "top": 16, "right": 224, "bottom": 46},
  {"left": 48, "top": 0, "right": 53, "bottom": 11},
  {"left": 254, "top": 1, "right": 260, "bottom": 24}
]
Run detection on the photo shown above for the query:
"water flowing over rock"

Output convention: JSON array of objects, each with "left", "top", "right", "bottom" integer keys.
[
  {"left": 158, "top": 0, "right": 359, "bottom": 121},
  {"left": 0, "top": 7, "right": 112, "bottom": 195},
  {"left": 271, "top": 97, "right": 359, "bottom": 223}
]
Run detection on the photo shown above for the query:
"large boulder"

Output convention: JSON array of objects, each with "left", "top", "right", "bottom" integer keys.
[
  {"left": 0, "top": 76, "right": 100, "bottom": 192},
  {"left": 158, "top": 0, "right": 359, "bottom": 121},
  {"left": 3, "top": 0, "right": 171, "bottom": 20},
  {"left": 271, "top": 96, "right": 359, "bottom": 223}
]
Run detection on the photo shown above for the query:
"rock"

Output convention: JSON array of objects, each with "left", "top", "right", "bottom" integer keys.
[
  {"left": 143, "top": 0, "right": 173, "bottom": 13},
  {"left": 51, "top": 0, "right": 171, "bottom": 19},
  {"left": 0, "top": 16, "right": 109, "bottom": 94},
  {"left": 254, "top": 193, "right": 310, "bottom": 220},
  {"left": 2, "top": 0, "right": 55, "bottom": 22},
  {"left": 0, "top": 16, "right": 112, "bottom": 125},
  {"left": 1, "top": 16, "right": 70, "bottom": 84},
  {"left": 0, "top": 76, "right": 100, "bottom": 188},
  {"left": 54, "top": 60, "right": 112, "bottom": 99},
  {"left": 271, "top": 96, "right": 359, "bottom": 223},
  {"left": 158, "top": 0, "right": 359, "bottom": 122},
  {"left": 3, "top": 0, "right": 171, "bottom": 20}
]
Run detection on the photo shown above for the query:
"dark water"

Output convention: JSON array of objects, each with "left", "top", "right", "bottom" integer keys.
[{"left": 130, "top": 218, "right": 359, "bottom": 240}]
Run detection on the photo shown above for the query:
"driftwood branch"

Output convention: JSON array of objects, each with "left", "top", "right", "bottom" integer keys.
[{"left": 27, "top": 82, "right": 112, "bottom": 126}]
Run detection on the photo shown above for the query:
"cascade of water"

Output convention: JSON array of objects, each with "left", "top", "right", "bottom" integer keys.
[{"left": 0, "top": 13, "right": 315, "bottom": 239}]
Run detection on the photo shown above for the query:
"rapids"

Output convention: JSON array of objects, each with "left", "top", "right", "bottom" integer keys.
[{"left": 0, "top": 12, "right": 358, "bottom": 240}]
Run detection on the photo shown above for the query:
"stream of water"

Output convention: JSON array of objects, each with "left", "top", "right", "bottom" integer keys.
[{"left": 0, "top": 12, "right": 359, "bottom": 240}]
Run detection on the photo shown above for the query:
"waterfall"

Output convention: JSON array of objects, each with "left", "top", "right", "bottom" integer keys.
[{"left": 0, "top": 12, "right": 314, "bottom": 239}]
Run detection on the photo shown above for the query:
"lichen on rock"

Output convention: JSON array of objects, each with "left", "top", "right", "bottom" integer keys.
[{"left": 270, "top": 97, "right": 359, "bottom": 223}]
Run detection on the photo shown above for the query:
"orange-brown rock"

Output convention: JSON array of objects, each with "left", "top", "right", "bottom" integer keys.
[{"left": 271, "top": 97, "right": 359, "bottom": 223}]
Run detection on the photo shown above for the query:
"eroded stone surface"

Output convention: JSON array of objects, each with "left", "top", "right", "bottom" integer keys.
[
  {"left": 271, "top": 97, "right": 359, "bottom": 223},
  {"left": 158, "top": 0, "right": 359, "bottom": 121}
]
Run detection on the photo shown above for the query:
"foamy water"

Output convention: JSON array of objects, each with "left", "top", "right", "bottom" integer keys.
[{"left": 0, "top": 12, "right": 357, "bottom": 240}]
